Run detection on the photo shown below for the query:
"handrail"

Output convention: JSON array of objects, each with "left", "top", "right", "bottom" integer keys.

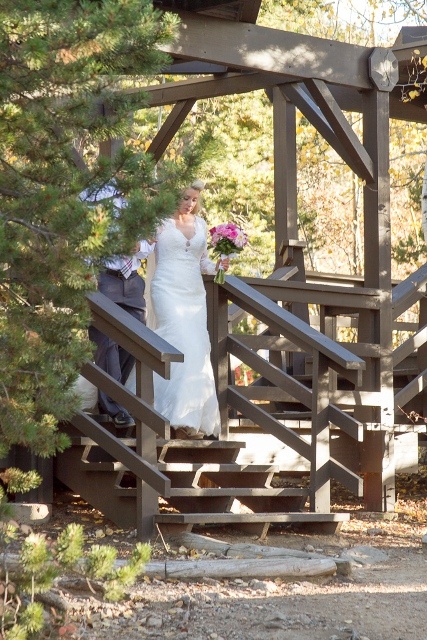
[
  {"left": 211, "top": 275, "right": 366, "bottom": 505},
  {"left": 392, "top": 262, "right": 427, "bottom": 320},
  {"left": 222, "top": 276, "right": 365, "bottom": 382},
  {"left": 87, "top": 291, "right": 183, "bottom": 376},
  {"left": 242, "top": 277, "right": 381, "bottom": 310},
  {"left": 67, "top": 291, "right": 184, "bottom": 536}
]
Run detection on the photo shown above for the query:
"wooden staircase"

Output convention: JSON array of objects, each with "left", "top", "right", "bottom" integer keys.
[
  {"left": 55, "top": 422, "right": 349, "bottom": 539},
  {"left": 52, "top": 266, "right": 427, "bottom": 540}
]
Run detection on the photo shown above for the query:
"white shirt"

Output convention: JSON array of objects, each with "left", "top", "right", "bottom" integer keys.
[{"left": 80, "top": 184, "right": 155, "bottom": 271}]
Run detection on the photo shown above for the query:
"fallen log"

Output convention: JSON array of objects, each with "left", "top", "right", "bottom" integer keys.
[
  {"left": 143, "top": 556, "right": 337, "bottom": 580},
  {"left": 167, "top": 531, "right": 351, "bottom": 576}
]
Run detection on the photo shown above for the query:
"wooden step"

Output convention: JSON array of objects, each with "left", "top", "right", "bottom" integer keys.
[
  {"left": 114, "top": 487, "right": 308, "bottom": 498},
  {"left": 80, "top": 461, "right": 279, "bottom": 473},
  {"left": 154, "top": 511, "right": 350, "bottom": 538}
]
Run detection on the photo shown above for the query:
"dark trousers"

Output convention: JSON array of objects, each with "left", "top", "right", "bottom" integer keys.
[{"left": 89, "top": 271, "right": 146, "bottom": 417}]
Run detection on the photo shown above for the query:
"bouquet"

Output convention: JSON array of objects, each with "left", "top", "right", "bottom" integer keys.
[{"left": 209, "top": 222, "right": 248, "bottom": 284}]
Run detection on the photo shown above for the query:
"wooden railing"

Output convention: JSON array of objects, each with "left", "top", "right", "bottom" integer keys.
[
  {"left": 392, "top": 263, "right": 427, "bottom": 415},
  {"left": 71, "top": 291, "right": 184, "bottom": 538},
  {"left": 206, "top": 275, "right": 367, "bottom": 512}
]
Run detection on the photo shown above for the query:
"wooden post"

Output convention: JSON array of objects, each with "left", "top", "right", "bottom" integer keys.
[
  {"left": 273, "top": 88, "right": 309, "bottom": 376},
  {"left": 205, "top": 276, "right": 229, "bottom": 440},
  {"left": 310, "top": 352, "right": 331, "bottom": 512},
  {"left": 418, "top": 296, "right": 427, "bottom": 419},
  {"left": 359, "top": 88, "right": 395, "bottom": 511},
  {"left": 135, "top": 360, "right": 158, "bottom": 541}
]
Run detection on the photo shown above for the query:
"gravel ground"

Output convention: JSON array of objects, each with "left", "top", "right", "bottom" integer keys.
[{"left": 27, "top": 482, "right": 427, "bottom": 640}]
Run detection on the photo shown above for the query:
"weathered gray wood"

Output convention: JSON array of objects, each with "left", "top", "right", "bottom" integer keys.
[
  {"left": 161, "top": 11, "right": 379, "bottom": 90},
  {"left": 168, "top": 532, "right": 352, "bottom": 575},
  {"left": 143, "top": 556, "right": 337, "bottom": 580}
]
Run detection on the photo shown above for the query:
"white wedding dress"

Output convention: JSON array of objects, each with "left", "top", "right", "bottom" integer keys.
[{"left": 148, "top": 216, "right": 221, "bottom": 437}]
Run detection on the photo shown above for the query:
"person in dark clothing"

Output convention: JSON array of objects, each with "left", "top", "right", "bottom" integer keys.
[{"left": 82, "top": 185, "right": 154, "bottom": 428}]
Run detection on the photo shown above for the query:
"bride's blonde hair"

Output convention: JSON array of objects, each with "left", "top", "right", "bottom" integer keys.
[{"left": 188, "top": 179, "right": 205, "bottom": 214}]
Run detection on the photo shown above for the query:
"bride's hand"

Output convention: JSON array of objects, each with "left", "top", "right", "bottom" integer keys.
[{"left": 217, "top": 257, "right": 230, "bottom": 272}]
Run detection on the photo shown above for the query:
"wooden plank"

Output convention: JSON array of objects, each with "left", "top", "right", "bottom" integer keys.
[
  {"left": 280, "top": 82, "right": 374, "bottom": 183},
  {"left": 70, "top": 411, "right": 171, "bottom": 496},
  {"left": 227, "top": 386, "right": 312, "bottom": 459},
  {"left": 223, "top": 276, "right": 365, "bottom": 375},
  {"left": 123, "top": 72, "right": 288, "bottom": 106},
  {"left": 393, "top": 325, "right": 427, "bottom": 367},
  {"left": 392, "top": 263, "right": 427, "bottom": 320},
  {"left": 161, "top": 12, "right": 376, "bottom": 90},
  {"left": 158, "top": 463, "right": 279, "bottom": 472},
  {"left": 232, "top": 386, "right": 308, "bottom": 403},
  {"left": 155, "top": 512, "right": 350, "bottom": 523},
  {"left": 330, "top": 389, "right": 382, "bottom": 406},
  {"left": 87, "top": 291, "right": 183, "bottom": 376},
  {"left": 167, "top": 488, "right": 307, "bottom": 497},
  {"left": 147, "top": 99, "right": 195, "bottom": 162},
  {"left": 232, "top": 334, "right": 303, "bottom": 351},
  {"left": 328, "top": 404, "right": 364, "bottom": 442},
  {"left": 394, "top": 367, "right": 427, "bottom": 409},
  {"left": 80, "top": 362, "right": 169, "bottom": 437},
  {"left": 227, "top": 334, "right": 313, "bottom": 406},
  {"left": 241, "top": 277, "right": 381, "bottom": 309},
  {"left": 329, "top": 457, "right": 363, "bottom": 496},
  {"left": 228, "top": 265, "right": 298, "bottom": 327}
]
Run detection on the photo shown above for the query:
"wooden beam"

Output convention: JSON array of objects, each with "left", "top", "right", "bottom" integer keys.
[
  {"left": 161, "top": 12, "right": 395, "bottom": 90},
  {"left": 305, "top": 79, "right": 375, "bottom": 182},
  {"left": 239, "top": 0, "right": 262, "bottom": 23},
  {"left": 241, "top": 277, "right": 381, "bottom": 309},
  {"left": 123, "top": 72, "right": 292, "bottom": 106},
  {"left": 280, "top": 82, "right": 374, "bottom": 183},
  {"left": 147, "top": 99, "right": 196, "bottom": 162},
  {"left": 80, "top": 362, "right": 169, "bottom": 438},
  {"left": 392, "top": 262, "right": 427, "bottom": 320},
  {"left": 394, "top": 366, "right": 427, "bottom": 409},
  {"left": 393, "top": 325, "right": 427, "bottom": 367}
]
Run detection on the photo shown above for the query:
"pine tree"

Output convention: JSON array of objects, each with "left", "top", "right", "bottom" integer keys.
[{"left": 0, "top": 0, "right": 198, "bottom": 485}]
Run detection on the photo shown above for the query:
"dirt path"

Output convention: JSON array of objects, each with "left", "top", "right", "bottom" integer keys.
[{"left": 37, "top": 492, "right": 427, "bottom": 640}]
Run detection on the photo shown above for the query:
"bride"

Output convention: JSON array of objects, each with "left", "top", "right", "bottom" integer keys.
[{"left": 148, "top": 180, "right": 229, "bottom": 440}]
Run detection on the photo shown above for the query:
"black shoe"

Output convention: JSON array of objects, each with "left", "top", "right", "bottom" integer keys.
[{"left": 113, "top": 411, "right": 135, "bottom": 428}]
